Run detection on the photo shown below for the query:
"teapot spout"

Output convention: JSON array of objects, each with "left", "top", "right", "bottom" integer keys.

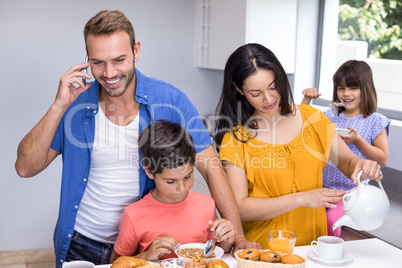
[{"left": 333, "top": 215, "right": 361, "bottom": 232}]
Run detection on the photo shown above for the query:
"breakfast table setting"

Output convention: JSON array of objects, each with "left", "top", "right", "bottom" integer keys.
[
  {"left": 92, "top": 238, "right": 402, "bottom": 268},
  {"left": 68, "top": 171, "right": 401, "bottom": 268},
  {"left": 219, "top": 238, "right": 402, "bottom": 267}
]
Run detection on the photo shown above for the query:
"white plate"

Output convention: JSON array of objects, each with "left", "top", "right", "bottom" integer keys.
[
  {"left": 174, "top": 243, "right": 224, "bottom": 263},
  {"left": 307, "top": 249, "right": 353, "bottom": 265},
  {"left": 335, "top": 128, "right": 351, "bottom": 135}
]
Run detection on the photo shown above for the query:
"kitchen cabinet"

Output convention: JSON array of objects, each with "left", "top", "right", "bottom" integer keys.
[{"left": 196, "top": 0, "right": 298, "bottom": 73}]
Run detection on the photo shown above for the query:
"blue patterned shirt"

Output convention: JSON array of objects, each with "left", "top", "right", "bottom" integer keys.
[{"left": 322, "top": 109, "right": 391, "bottom": 190}]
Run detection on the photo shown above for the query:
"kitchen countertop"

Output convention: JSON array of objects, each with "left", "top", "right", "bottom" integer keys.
[{"left": 97, "top": 238, "right": 402, "bottom": 268}]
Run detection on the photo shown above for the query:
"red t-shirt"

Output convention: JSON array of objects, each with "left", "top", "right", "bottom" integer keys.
[{"left": 114, "top": 190, "right": 216, "bottom": 259}]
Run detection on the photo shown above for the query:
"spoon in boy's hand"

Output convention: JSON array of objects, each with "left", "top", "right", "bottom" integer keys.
[{"left": 204, "top": 229, "right": 216, "bottom": 257}]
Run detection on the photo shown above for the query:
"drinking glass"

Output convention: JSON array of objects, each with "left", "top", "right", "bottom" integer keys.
[{"left": 268, "top": 230, "right": 297, "bottom": 253}]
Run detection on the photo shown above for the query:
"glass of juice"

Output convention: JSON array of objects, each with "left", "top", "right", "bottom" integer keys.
[{"left": 268, "top": 230, "right": 297, "bottom": 253}]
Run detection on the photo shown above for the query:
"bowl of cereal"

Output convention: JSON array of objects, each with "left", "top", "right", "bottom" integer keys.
[{"left": 175, "top": 243, "right": 224, "bottom": 263}]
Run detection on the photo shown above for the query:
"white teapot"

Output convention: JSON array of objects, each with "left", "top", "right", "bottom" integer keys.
[{"left": 332, "top": 171, "right": 389, "bottom": 232}]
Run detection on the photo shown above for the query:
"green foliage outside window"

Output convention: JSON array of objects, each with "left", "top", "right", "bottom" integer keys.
[{"left": 338, "top": 0, "right": 402, "bottom": 60}]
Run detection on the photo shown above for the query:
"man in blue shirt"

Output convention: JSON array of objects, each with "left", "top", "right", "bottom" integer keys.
[{"left": 15, "top": 10, "right": 260, "bottom": 267}]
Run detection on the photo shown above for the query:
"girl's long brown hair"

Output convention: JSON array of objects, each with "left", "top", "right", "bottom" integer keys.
[{"left": 333, "top": 60, "right": 377, "bottom": 117}]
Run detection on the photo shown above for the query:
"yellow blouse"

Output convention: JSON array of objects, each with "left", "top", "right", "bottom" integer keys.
[{"left": 219, "top": 105, "right": 335, "bottom": 248}]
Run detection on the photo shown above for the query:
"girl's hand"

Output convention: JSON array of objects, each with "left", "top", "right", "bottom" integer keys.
[
  {"left": 208, "top": 219, "right": 236, "bottom": 245},
  {"left": 298, "top": 188, "right": 347, "bottom": 209},
  {"left": 144, "top": 236, "right": 179, "bottom": 260},
  {"left": 339, "top": 127, "right": 359, "bottom": 144},
  {"left": 302, "top": 88, "right": 321, "bottom": 99}
]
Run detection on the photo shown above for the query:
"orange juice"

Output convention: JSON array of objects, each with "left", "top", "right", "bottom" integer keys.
[{"left": 268, "top": 237, "right": 295, "bottom": 253}]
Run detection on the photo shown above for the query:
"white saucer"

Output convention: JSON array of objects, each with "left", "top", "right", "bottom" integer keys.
[{"left": 307, "top": 249, "right": 353, "bottom": 265}]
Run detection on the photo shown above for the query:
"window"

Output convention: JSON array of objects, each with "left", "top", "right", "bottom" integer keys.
[{"left": 317, "top": 0, "right": 402, "bottom": 119}]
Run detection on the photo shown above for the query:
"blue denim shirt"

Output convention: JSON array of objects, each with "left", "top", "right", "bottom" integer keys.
[{"left": 50, "top": 69, "right": 212, "bottom": 266}]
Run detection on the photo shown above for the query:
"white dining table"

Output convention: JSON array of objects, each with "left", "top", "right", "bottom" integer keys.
[{"left": 96, "top": 238, "right": 402, "bottom": 268}]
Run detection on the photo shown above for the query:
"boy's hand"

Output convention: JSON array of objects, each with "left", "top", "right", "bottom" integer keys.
[
  {"left": 145, "top": 236, "right": 179, "bottom": 260},
  {"left": 208, "top": 219, "right": 236, "bottom": 245}
]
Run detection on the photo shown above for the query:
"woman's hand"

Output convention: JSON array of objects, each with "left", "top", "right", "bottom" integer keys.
[
  {"left": 351, "top": 159, "right": 383, "bottom": 184},
  {"left": 297, "top": 188, "right": 347, "bottom": 209},
  {"left": 142, "top": 236, "right": 179, "bottom": 260}
]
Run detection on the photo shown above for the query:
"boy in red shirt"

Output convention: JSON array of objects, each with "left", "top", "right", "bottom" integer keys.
[{"left": 110, "top": 120, "right": 235, "bottom": 262}]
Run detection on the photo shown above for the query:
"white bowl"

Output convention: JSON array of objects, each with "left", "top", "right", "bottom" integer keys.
[
  {"left": 335, "top": 128, "right": 351, "bottom": 135},
  {"left": 174, "top": 243, "right": 224, "bottom": 263}
]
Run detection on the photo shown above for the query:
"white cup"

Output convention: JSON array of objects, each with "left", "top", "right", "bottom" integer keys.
[
  {"left": 62, "top": 260, "right": 95, "bottom": 268},
  {"left": 311, "top": 236, "right": 344, "bottom": 260}
]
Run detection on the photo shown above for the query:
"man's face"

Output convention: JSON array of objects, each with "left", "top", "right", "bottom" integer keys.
[{"left": 86, "top": 30, "right": 140, "bottom": 97}]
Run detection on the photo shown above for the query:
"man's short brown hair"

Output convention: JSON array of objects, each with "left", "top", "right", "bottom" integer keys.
[{"left": 84, "top": 10, "right": 135, "bottom": 51}]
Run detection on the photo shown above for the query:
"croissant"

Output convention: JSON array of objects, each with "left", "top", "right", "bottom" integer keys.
[{"left": 111, "top": 256, "right": 149, "bottom": 268}]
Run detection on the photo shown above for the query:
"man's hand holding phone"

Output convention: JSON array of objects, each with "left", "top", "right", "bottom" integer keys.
[{"left": 54, "top": 56, "right": 92, "bottom": 111}]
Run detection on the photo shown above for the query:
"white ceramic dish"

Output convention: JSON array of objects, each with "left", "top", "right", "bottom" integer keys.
[
  {"left": 307, "top": 249, "right": 353, "bottom": 265},
  {"left": 175, "top": 243, "right": 224, "bottom": 263},
  {"left": 335, "top": 128, "right": 351, "bottom": 135}
]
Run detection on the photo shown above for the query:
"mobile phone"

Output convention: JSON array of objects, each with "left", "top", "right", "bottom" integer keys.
[{"left": 82, "top": 54, "right": 89, "bottom": 86}]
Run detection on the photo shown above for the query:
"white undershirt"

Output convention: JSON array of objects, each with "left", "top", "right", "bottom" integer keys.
[{"left": 75, "top": 105, "right": 140, "bottom": 244}]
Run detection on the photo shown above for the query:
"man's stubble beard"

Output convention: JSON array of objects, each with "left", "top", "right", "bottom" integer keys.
[{"left": 98, "top": 63, "right": 136, "bottom": 98}]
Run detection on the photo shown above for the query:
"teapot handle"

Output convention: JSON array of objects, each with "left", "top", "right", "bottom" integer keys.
[
  {"left": 356, "top": 170, "right": 386, "bottom": 193},
  {"left": 378, "top": 180, "right": 385, "bottom": 192},
  {"left": 356, "top": 171, "right": 363, "bottom": 186}
]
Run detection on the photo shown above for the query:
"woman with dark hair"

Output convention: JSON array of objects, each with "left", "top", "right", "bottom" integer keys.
[{"left": 215, "top": 44, "right": 383, "bottom": 247}]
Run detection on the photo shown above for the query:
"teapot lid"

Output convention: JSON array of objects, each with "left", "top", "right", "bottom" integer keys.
[{"left": 343, "top": 187, "right": 359, "bottom": 211}]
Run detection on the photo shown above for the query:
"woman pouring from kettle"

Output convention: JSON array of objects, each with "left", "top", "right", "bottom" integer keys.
[{"left": 214, "top": 44, "right": 384, "bottom": 248}]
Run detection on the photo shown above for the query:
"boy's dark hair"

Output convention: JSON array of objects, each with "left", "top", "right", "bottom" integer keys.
[{"left": 138, "top": 120, "right": 196, "bottom": 174}]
